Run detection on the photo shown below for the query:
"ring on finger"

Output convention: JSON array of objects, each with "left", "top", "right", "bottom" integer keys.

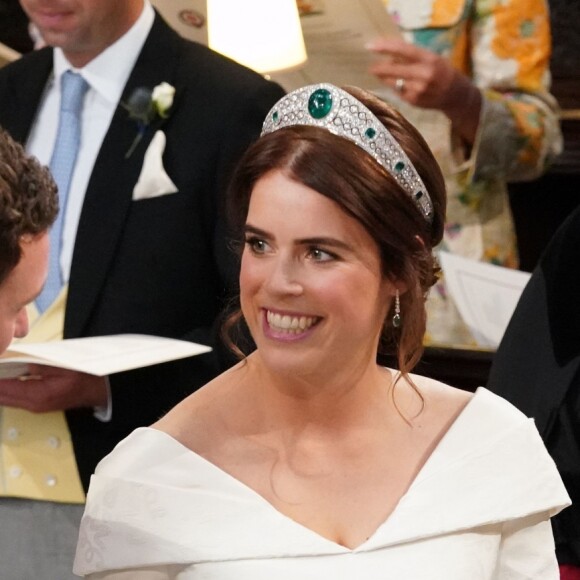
[{"left": 395, "top": 77, "right": 406, "bottom": 93}]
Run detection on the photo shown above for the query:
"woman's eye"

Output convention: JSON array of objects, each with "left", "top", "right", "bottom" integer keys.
[
  {"left": 308, "top": 247, "right": 336, "bottom": 262},
  {"left": 245, "top": 237, "right": 270, "bottom": 254}
]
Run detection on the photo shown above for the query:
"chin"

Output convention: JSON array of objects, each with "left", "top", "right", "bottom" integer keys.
[{"left": 256, "top": 345, "right": 323, "bottom": 379}]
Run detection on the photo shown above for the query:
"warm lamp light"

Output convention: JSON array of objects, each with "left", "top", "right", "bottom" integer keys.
[{"left": 207, "top": 0, "right": 307, "bottom": 75}]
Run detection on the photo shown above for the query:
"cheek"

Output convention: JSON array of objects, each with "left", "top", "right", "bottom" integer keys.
[
  {"left": 321, "top": 279, "right": 359, "bottom": 313},
  {"left": 239, "top": 254, "right": 263, "bottom": 312},
  {"left": 0, "top": 322, "right": 13, "bottom": 354},
  {"left": 14, "top": 308, "right": 29, "bottom": 338},
  {"left": 324, "top": 272, "right": 388, "bottom": 326}
]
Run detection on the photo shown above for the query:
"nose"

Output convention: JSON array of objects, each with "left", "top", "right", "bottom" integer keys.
[
  {"left": 14, "top": 308, "right": 29, "bottom": 339},
  {"left": 266, "top": 255, "right": 304, "bottom": 296}
]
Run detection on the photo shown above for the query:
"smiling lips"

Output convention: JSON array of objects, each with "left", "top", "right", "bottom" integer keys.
[{"left": 266, "top": 310, "right": 320, "bottom": 335}]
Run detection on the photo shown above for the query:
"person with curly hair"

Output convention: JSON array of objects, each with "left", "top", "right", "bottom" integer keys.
[{"left": 0, "top": 125, "right": 57, "bottom": 353}]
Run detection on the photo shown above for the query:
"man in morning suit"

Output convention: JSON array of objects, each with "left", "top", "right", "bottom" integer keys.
[
  {"left": 0, "top": 0, "right": 284, "bottom": 577},
  {"left": 488, "top": 205, "right": 580, "bottom": 576}
]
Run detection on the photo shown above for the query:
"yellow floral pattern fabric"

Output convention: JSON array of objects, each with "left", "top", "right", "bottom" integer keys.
[{"left": 383, "top": 0, "right": 561, "bottom": 345}]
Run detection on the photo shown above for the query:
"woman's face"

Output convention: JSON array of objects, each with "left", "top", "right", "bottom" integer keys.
[{"left": 240, "top": 170, "right": 395, "bottom": 380}]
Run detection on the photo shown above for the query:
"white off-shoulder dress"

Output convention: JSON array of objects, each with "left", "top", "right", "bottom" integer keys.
[{"left": 74, "top": 386, "right": 571, "bottom": 579}]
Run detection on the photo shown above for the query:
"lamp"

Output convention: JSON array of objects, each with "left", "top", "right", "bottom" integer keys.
[{"left": 207, "top": 0, "right": 307, "bottom": 75}]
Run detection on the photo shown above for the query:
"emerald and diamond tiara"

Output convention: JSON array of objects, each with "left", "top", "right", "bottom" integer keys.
[{"left": 261, "top": 83, "right": 433, "bottom": 223}]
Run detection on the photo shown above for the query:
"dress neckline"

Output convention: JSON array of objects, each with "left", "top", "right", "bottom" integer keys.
[{"left": 141, "top": 387, "right": 485, "bottom": 552}]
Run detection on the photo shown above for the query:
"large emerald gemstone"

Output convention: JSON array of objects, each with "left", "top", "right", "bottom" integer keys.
[{"left": 308, "top": 89, "right": 333, "bottom": 119}]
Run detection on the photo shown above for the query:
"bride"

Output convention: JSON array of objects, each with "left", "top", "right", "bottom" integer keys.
[{"left": 74, "top": 84, "right": 569, "bottom": 579}]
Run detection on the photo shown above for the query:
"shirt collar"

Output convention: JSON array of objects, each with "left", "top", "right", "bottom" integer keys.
[{"left": 52, "top": 0, "right": 155, "bottom": 106}]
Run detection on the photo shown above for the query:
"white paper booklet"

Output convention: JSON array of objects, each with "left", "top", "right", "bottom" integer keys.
[
  {"left": 0, "top": 334, "right": 212, "bottom": 378},
  {"left": 439, "top": 251, "right": 532, "bottom": 349}
]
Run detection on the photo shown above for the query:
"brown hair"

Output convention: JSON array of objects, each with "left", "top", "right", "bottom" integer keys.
[
  {"left": 224, "top": 87, "right": 446, "bottom": 378},
  {"left": 0, "top": 126, "right": 58, "bottom": 286}
]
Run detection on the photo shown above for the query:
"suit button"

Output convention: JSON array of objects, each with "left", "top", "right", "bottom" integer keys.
[
  {"left": 9, "top": 465, "right": 22, "bottom": 478},
  {"left": 45, "top": 474, "right": 57, "bottom": 487},
  {"left": 6, "top": 428, "right": 19, "bottom": 441},
  {"left": 47, "top": 436, "right": 61, "bottom": 449}
]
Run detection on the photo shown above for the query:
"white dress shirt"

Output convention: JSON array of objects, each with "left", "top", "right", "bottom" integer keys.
[
  {"left": 26, "top": 1, "right": 155, "bottom": 283},
  {"left": 25, "top": 2, "right": 155, "bottom": 421}
]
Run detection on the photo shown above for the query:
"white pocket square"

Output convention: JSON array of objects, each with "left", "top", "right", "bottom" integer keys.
[{"left": 132, "top": 130, "right": 178, "bottom": 201}]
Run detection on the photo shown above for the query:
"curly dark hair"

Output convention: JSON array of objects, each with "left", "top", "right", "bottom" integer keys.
[
  {"left": 223, "top": 86, "right": 447, "bottom": 380},
  {"left": 0, "top": 126, "right": 58, "bottom": 286}
]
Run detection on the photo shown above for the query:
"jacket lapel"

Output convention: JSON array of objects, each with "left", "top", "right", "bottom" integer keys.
[
  {"left": 2, "top": 49, "right": 53, "bottom": 142},
  {"left": 65, "top": 15, "right": 183, "bottom": 337}
]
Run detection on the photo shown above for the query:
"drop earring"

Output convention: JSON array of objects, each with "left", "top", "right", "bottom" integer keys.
[{"left": 392, "top": 290, "right": 401, "bottom": 328}]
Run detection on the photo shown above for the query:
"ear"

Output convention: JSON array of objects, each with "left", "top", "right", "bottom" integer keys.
[
  {"left": 380, "top": 277, "right": 408, "bottom": 302},
  {"left": 393, "top": 280, "right": 409, "bottom": 296}
]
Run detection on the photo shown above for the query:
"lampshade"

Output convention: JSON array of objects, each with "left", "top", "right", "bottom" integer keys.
[{"left": 207, "top": 0, "right": 307, "bottom": 75}]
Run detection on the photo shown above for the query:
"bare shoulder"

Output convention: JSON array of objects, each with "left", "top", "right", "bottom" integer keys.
[
  {"left": 410, "top": 373, "right": 474, "bottom": 426},
  {"left": 418, "top": 375, "right": 473, "bottom": 405},
  {"left": 152, "top": 362, "right": 248, "bottom": 453}
]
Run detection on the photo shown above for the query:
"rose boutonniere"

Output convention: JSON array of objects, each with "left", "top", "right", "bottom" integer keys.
[{"left": 123, "top": 81, "right": 175, "bottom": 158}]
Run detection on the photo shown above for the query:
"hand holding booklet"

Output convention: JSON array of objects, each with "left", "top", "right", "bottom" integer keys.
[{"left": 0, "top": 334, "right": 212, "bottom": 379}]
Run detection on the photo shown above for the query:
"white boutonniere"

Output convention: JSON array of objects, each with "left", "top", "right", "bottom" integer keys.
[{"left": 123, "top": 82, "right": 176, "bottom": 159}]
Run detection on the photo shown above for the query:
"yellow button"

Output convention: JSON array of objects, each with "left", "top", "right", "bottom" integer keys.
[
  {"left": 9, "top": 466, "right": 23, "bottom": 478},
  {"left": 6, "top": 427, "right": 19, "bottom": 441},
  {"left": 45, "top": 475, "right": 57, "bottom": 487}
]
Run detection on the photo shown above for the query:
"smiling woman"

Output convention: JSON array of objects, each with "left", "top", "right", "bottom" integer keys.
[
  {"left": 239, "top": 170, "right": 391, "bottom": 381},
  {"left": 225, "top": 84, "right": 446, "bottom": 381},
  {"left": 75, "top": 85, "right": 569, "bottom": 579}
]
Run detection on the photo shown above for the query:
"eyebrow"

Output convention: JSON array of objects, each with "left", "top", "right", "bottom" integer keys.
[
  {"left": 244, "top": 224, "right": 353, "bottom": 251},
  {"left": 244, "top": 224, "right": 270, "bottom": 237}
]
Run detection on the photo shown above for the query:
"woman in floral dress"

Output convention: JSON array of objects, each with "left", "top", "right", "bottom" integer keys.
[{"left": 369, "top": 0, "right": 562, "bottom": 345}]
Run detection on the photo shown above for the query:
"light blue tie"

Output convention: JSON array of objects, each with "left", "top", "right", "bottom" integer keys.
[{"left": 37, "top": 71, "right": 89, "bottom": 312}]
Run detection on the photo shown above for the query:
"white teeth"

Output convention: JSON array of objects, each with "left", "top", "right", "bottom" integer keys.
[{"left": 267, "top": 311, "right": 317, "bottom": 333}]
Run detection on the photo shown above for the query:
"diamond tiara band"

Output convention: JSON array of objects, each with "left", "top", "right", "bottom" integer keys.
[{"left": 261, "top": 83, "right": 433, "bottom": 223}]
